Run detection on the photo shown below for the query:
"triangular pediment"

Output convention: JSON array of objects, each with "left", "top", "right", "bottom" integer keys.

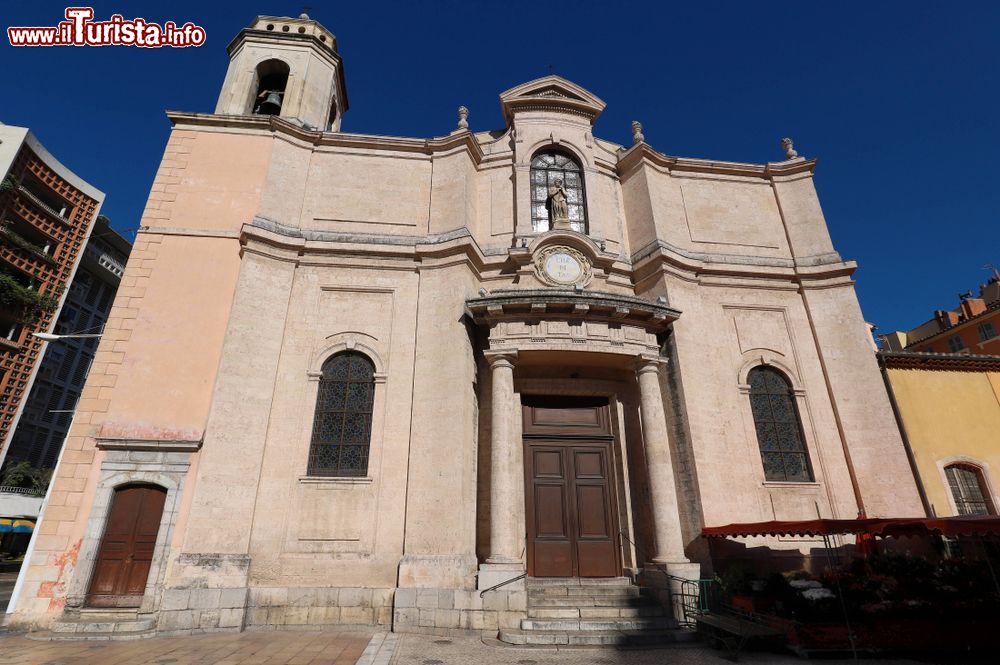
[{"left": 499, "top": 76, "right": 606, "bottom": 124}]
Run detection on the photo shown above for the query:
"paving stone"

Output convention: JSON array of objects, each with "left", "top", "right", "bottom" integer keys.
[
  {"left": 392, "top": 632, "right": 928, "bottom": 664},
  {"left": 5, "top": 629, "right": 376, "bottom": 664}
]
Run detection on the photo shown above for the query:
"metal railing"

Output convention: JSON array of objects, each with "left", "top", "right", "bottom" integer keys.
[
  {"left": 619, "top": 529, "right": 717, "bottom": 627},
  {"left": 18, "top": 185, "right": 71, "bottom": 225},
  {"left": 0, "top": 485, "right": 45, "bottom": 497},
  {"left": 479, "top": 572, "right": 526, "bottom": 597}
]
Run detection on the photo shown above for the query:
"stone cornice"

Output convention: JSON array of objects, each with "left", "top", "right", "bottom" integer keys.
[
  {"left": 241, "top": 217, "right": 495, "bottom": 273},
  {"left": 617, "top": 142, "right": 817, "bottom": 181},
  {"left": 240, "top": 217, "right": 855, "bottom": 288},
  {"left": 96, "top": 437, "right": 202, "bottom": 453},
  {"left": 167, "top": 112, "right": 815, "bottom": 184},
  {"left": 166, "top": 112, "right": 488, "bottom": 163},
  {"left": 630, "top": 238, "right": 855, "bottom": 285},
  {"left": 466, "top": 288, "right": 680, "bottom": 333}
]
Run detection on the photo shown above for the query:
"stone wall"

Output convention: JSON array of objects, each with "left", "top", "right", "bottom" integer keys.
[
  {"left": 393, "top": 587, "right": 526, "bottom": 635},
  {"left": 155, "top": 584, "right": 527, "bottom": 636},
  {"left": 157, "top": 587, "right": 249, "bottom": 634}
]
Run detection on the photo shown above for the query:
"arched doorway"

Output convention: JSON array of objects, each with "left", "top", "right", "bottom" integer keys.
[{"left": 86, "top": 484, "right": 167, "bottom": 607}]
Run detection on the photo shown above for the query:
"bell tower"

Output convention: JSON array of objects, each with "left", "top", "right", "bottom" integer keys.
[{"left": 215, "top": 14, "right": 348, "bottom": 131}]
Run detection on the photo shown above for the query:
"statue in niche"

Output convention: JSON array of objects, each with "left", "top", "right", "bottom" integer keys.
[{"left": 547, "top": 178, "right": 571, "bottom": 230}]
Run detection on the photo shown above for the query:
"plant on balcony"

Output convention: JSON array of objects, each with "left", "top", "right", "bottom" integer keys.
[
  {"left": 0, "top": 176, "right": 16, "bottom": 193},
  {"left": 0, "top": 459, "right": 51, "bottom": 495},
  {"left": 0, "top": 225, "right": 57, "bottom": 266},
  {"left": 0, "top": 272, "right": 59, "bottom": 324}
]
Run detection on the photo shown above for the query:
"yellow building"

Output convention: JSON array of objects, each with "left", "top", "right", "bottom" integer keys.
[{"left": 880, "top": 351, "right": 1000, "bottom": 517}]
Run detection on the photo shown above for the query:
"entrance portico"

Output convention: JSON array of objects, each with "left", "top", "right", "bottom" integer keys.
[{"left": 467, "top": 285, "right": 698, "bottom": 593}]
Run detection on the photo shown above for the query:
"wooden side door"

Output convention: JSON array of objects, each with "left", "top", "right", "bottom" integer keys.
[{"left": 87, "top": 484, "right": 166, "bottom": 608}]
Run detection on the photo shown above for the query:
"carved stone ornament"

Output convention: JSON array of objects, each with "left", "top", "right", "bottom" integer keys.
[
  {"left": 631, "top": 120, "right": 645, "bottom": 145},
  {"left": 534, "top": 245, "right": 593, "bottom": 287},
  {"left": 781, "top": 137, "right": 798, "bottom": 160}
]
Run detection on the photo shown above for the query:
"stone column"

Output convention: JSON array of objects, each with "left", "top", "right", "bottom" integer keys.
[
  {"left": 479, "top": 350, "right": 524, "bottom": 589},
  {"left": 635, "top": 354, "right": 699, "bottom": 623},
  {"left": 635, "top": 355, "right": 691, "bottom": 567}
]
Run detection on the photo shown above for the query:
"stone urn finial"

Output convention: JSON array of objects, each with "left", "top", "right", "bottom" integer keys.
[
  {"left": 781, "top": 137, "right": 798, "bottom": 160},
  {"left": 457, "top": 105, "right": 470, "bottom": 131},
  {"left": 631, "top": 120, "right": 645, "bottom": 146}
]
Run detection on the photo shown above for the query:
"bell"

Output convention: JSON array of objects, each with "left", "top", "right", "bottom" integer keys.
[{"left": 258, "top": 92, "right": 282, "bottom": 115}]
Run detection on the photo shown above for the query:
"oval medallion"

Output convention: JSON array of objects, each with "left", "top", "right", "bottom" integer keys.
[{"left": 543, "top": 252, "right": 584, "bottom": 285}]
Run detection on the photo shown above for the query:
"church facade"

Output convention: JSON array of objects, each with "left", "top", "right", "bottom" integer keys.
[{"left": 10, "top": 14, "right": 923, "bottom": 638}]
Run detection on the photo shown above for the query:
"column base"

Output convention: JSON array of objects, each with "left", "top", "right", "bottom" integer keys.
[
  {"left": 477, "top": 562, "right": 525, "bottom": 591},
  {"left": 656, "top": 560, "right": 702, "bottom": 583},
  {"left": 642, "top": 561, "right": 702, "bottom": 625}
]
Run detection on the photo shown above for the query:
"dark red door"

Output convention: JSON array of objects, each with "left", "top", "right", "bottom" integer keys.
[
  {"left": 523, "top": 398, "right": 620, "bottom": 578},
  {"left": 87, "top": 484, "right": 166, "bottom": 607}
]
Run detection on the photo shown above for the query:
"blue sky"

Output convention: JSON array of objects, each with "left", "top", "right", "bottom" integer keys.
[{"left": 2, "top": 1, "right": 998, "bottom": 334}]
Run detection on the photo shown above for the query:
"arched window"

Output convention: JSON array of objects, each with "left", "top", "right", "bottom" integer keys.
[
  {"left": 307, "top": 352, "right": 375, "bottom": 477},
  {"left": 530, "top": 150, "right": 587, "bottom": 234},
  {"left": 252, "top": 59, "right": 290, "bottom": 116},
  {"left": 747, "top": 367, "right": 814, "bottom": 482},
  {"left": 945, "top": 464, "right": 995, "bottom": 515}
]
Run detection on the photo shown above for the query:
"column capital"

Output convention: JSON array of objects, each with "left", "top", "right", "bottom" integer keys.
[
  {"left": 634, "top": 353, "right": 667, "bottom": 375},
  {"left": 485, "top": 349, "right": 518, "bottom": 369}
]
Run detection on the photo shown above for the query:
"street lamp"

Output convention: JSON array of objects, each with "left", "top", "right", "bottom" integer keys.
[{"left": 32, "top": 332, "right": 102, "bottom": 341}]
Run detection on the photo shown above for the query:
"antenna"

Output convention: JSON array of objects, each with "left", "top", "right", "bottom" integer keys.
[{"left": 985, "top": 264, "right": 1000, "bottom": 281}]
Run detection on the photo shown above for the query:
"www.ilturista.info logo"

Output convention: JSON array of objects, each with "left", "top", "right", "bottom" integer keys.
[{"left": 7, "top": 7, "right": 206, "bottom": 47}]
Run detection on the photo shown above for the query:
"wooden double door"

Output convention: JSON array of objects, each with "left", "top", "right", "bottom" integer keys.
[
  {"left": 523, "top": 397, "right": 621, "bottom": 578},
  {"left": 87, "top": 484, "right": 166, "bottom": 608}
]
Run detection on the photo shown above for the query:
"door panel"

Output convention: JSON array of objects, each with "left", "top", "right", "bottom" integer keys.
[
  {"left": 524, "top": 400, "right": 620, "bottom": 578},
  {"left": 534, "top": 484, "right": 568, "bottom": 537},
  {"left": 87, "top": 484, "right": 166, "bottom": 607},
  {"left": 522, "top": 397, "right": 612, "bottom": 437},
  {"left": 533, "top": 449, "right": 563, "bottom": 477},
  {"left": 576, "top": 485, "right": 610, "bottom": 537},
  {"left": 574, "top": 449, "right": 604, "bottom": 478}
]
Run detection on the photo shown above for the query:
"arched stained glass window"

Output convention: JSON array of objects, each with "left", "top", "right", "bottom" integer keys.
[
  {"left": 945, "top": 464, "right": 994, "bottom": 515},
  {"left": 747, "top": 367, "right": 814, "bottom": 482},
  {"left": 307, "top": 352, "right": 375, "bottom": 477},
  {"left": 530, "top": 151, "right": 587, "bottom": 234}
]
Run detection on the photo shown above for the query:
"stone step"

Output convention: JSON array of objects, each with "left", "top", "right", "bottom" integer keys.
[
  {"left": 526, "top": 576, "right": 632, "bottom": 587},
  {"left": 499, "top": 627, "right": 694, "bottom": 647},
  {"left": 527, "top": 605, "right": 665, "bottom": 619},
  {"left": 48, "top": 616, "right": 156, "bottom": 634},
  {"left": 527, "top": 593, "right": 655, "bottom": 608},
  {"left": 27, "top": 628, "right": 156, "bottom": 642},
  {"left": 520, "top": 616, "right": 675, "bottom": 632},
  {"left": 529, "top": 586, "right": 644, "bottom": 598}
]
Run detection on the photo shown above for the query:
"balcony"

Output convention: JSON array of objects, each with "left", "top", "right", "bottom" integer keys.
[
  {"left": 17, "top": 184, "right": 72, "bottom": 226},
  {"left": 0, "top": 220, "right": 58, "bottom": 270}
]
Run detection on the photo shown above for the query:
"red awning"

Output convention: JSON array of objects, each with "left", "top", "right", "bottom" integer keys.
[{"left": 701, "top": 516, "right": 1000, "bottom": 539}]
